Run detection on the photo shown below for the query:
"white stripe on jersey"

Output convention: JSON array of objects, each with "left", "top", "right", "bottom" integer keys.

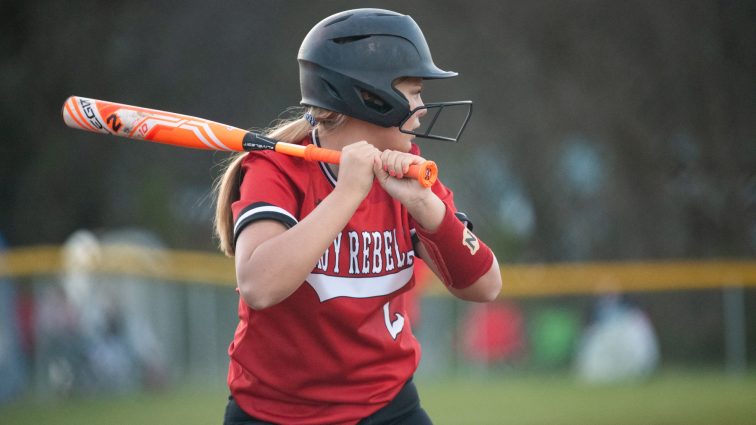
[
  {"left": 306, "top": 264, "right": 414, "bottom": 301},
  {"left": 234, "top": 205, "right": 298, "bottom": 235}
]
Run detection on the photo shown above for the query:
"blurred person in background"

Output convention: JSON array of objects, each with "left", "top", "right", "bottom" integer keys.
[
  {"left": 33, "top": 230, "right": 168, "bottom": 396},
  {"left": 575, "top": 291, "right": 660, "bottom": 383},
  {"left": 213, "top": 8, "right": 501, "bottom": 425}
]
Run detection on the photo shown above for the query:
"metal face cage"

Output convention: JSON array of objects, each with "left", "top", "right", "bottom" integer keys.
[{"left": 399, "top": 101, "right": 473, "bottom": 142}]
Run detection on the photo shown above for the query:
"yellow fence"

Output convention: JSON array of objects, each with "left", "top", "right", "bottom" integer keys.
[{"left": 2, "top": 245, "right": 755, "bottom": 297}]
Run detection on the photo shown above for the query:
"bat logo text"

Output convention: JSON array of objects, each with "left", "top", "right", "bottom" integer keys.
[
  {"left": 462, "top": 228, "right": 480, "bottom": 255},
  {"left": 106, "top": 113, "right": 122, "bottom": 132},
  {"left": 78, "top": 99, "right": 104, "bottom": 130}
]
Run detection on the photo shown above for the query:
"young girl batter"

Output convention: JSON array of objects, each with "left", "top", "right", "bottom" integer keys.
[{"left": 215, "top": 8, "right": 501, "bottom": 424}]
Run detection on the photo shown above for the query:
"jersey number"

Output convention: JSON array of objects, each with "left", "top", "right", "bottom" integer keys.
[{"left": 383, "top": 301, "right": 405, "bottom": 340}]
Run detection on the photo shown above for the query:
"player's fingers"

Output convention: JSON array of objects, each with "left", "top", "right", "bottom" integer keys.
[
  {"left": 398, "top": 155, "right": 416, "bottom": 177},
  {"left": 380, "top": 150, "right": 403, "bottom": 177},
  {"left": 378, "top": 150, "right": 393, "bottom": 177},
  {"left": 382, "top": 150, "right": 422, "bottom": 179},
  {"left": 392, "top": 154, "right": 410, "bottom": 179},
  {"left": 373, "top": 156, "right": 389, "bottom": 180},
  {"left": 344, "top": 141, "right": 379, "bottom": 164}
]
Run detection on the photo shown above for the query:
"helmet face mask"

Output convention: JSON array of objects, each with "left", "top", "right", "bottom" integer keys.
[
  {"left": 399, "top": 101, "right": 473, "bottom": 143},
  {"left": 298, "top": 8, "right": 473, "bottom": 142}
]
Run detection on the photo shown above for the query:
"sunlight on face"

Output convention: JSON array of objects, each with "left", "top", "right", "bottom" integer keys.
[
  {"left": 372, "top": 78, "right": 425, "bottom": 152},
  {"left": 395, "top": 78, "right": 425, "bottom": 112}
]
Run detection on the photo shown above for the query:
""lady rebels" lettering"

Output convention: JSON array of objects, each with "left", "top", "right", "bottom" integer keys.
[{"left": 315, "top": 229, "right": 414, "bottom": 275}]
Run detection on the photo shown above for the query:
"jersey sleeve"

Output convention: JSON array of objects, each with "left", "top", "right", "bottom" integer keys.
[{"left": 231, "top": 152, "right": 301, "bottom": 245}]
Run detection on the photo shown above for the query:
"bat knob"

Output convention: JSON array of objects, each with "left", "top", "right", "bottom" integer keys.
[{"left": 409, "top": 161, "right": 437, "bottom": 188}]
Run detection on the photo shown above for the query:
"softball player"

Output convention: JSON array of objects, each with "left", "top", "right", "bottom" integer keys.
[{"left": 215, "top": 8, "right": 501, "bottom": 424}]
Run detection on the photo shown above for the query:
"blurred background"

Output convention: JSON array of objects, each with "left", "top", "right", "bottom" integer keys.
[{"left": 1, "top": 0, "right": 755, "bottom": 424}]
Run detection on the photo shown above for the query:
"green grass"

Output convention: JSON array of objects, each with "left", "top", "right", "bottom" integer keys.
[
  {"left": 2, "top": 371, "right": 755, "bottom": 424},
  {"left": 419, "top": 371, "right": 756, "bottom": 425}
]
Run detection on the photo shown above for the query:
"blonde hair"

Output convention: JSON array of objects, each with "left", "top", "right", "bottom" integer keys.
[{"left": 213, "top": 107, "right": 347, "bottom": 256}]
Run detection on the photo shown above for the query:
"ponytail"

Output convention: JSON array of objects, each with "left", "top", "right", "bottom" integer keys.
[{"left": 213, "top": 107, "right": 346, "bottom": 256}]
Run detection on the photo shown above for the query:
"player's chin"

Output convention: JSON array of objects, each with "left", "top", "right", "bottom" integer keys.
[
  {"left": 384, "top": 136, "right": 413, "bottom": 153},
  {"left": 385, "top": 126, "right": 415, "bottom": 152},
  {"left": 399, "top": 134, "right": 415, "bottom": 152},
  {"left": 396, "top": 139, "right": 413, "bottom": 153}
]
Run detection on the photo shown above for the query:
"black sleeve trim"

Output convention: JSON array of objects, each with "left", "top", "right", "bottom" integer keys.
[
  {"left": 455, "top": 211, "right": 474, "bottom": 231},
  {"left": 233, "top": 202, "right": 298, "bottom": 245}
]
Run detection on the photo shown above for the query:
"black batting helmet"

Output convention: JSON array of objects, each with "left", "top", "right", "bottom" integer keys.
[{"left": 298, "top": 8, "right": 472, "bottom": 142}]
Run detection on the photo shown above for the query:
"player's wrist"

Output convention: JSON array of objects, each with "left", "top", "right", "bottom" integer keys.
[
  {"left": 332, "top": 183, "right": 371, "bottom": 205},
  {"left": 405, "top": 191, "right": 445, "bottom": 232}
]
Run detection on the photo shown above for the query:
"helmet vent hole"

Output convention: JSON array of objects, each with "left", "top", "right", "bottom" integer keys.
[
  {"left": 324, "top": 14, "right": 353, "bottom": 27},
  {"left": 332, "top": 35, "right": 371, "bottom": 45},
  {"left": 360, "top": 90, "right": 392, "bottom": 114},
  {"left": 322, "top": 80, "right": 342, "bottom": 100}
]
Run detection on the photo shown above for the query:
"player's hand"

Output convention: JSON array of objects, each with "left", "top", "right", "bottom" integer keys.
[
  {"left": 374, "top": 149, "right": 430, "bottom": 206},
  {"left": 335, "top": 141, "right": 381, "bottom": 200}
]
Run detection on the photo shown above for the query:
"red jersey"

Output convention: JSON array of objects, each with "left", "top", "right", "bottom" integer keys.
[{"left": 228, "top": 131, "right": 457, "bottom": 424}]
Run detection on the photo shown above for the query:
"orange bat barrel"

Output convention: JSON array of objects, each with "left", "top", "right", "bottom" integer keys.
[{"left": 62, "top": 96, "right": 248, "bottom": 151}]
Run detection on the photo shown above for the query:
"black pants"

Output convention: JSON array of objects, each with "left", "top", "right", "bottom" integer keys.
[{"left": 224, "top": 378, "right": 433, "bottom": 425}]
